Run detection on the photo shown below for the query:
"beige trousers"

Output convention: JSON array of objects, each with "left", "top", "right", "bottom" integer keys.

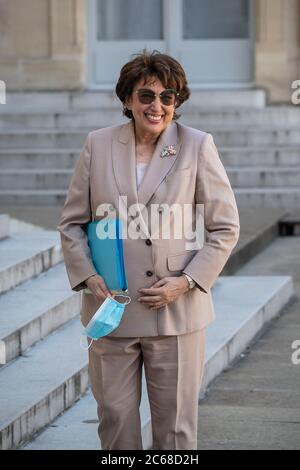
[{"left": 88, "top": 329, "right": 205, "bottom": 450}]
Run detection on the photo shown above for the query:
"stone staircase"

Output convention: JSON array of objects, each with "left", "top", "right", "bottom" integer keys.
[
  {"left": 0, "top": 217, "right": 87, "bottom": 449},
  {"left": 0, "top": 212, "right": 295, "bottom": 450},
  {"left": 0, "top": 92, "right": 300, "bottom": 208}
]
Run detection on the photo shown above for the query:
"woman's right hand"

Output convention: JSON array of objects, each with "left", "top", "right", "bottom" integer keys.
[{"left": 85, "top": 274, "right": 112, "bottom": 301}]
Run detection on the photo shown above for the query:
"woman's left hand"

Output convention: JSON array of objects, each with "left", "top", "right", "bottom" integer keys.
[{"left": 138, "top": 276, "right": 190, "bottom": 310}]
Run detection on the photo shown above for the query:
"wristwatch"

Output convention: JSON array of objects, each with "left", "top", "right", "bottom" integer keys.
[{"left": 182, "top": 273, "right": 196, "bottom": 290}]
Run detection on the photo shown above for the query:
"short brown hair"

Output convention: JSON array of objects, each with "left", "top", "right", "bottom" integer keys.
[{"left": 115, "top": 50, "right": 190, "bottom": 120}]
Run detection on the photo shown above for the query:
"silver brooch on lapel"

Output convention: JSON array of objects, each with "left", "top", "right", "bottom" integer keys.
[{"left": 160, "top": 145, "right": 177, "bottom": 158}]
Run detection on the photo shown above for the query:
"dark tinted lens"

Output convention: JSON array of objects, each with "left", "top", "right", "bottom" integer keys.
[
  {"left": 138, "top": 90, "right": 155, "bottom": 104},
  {"left": 160, "top": 90, "right": 176, "bottom": 105}
]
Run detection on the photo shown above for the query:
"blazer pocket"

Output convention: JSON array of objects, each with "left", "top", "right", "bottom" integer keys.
[
  {"left": 165, "top": 167, "right": 192, "bottom": 181},
  {"left": 167, "top": 250, "right": 198, "bottom": 271}
]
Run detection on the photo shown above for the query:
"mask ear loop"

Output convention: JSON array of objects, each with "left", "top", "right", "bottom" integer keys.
[
  {"left": 80, "top": 335, "right": 94, "bottom": 351},
  {"left": 113, "top": 294, "right": 131, "bottom": 305}
]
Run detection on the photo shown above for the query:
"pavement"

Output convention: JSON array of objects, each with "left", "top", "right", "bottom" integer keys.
[
  {"left": 0, "top": 206, "right": 62, "bottom": 231},
  {"left": 197, "top": 236, "right": 300, "bottom": 450}
]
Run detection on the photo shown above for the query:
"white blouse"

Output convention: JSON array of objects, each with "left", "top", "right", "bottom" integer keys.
[{"left": 136, "top": 162, "right": 149, "bottom": 189}]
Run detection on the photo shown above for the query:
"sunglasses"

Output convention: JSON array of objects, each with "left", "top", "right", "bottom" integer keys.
[{"left": 134, "top": 88, "right": 179, "bottom": 106}]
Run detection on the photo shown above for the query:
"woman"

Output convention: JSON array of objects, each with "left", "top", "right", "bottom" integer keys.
[{"left": 57, "top": 50, "right": 240, "bottom": 450}]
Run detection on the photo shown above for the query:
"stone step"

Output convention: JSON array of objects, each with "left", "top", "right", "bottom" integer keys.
[
  {"left": 22, "top": 388, "right": 152, "bottom": 450},
  {"left": 0, "top": 214, "right": 10, "bottom": 240},
  {"left": 0, "top": 169, "right": 73, "bottom": 190},
  {"left": 227, "top": 167, "right": 300, "bottom": 188},
  {"left": 8, "top": 217, "right": 45, "bottom": 233},
  {"left": 1, "top": 105, "right": 300, "bottom": 129},
  {"left": 21, "top": 390, "right": 152, "bottom": 450},
  {"left": 0, "top": 113, "right": 57, "bottom": 130},
  {"left": 0, "top": 149, "right": 80, "bottom": 169},
  {"left": 0, "top": 231, "right": 62, "bottom": 294},
  {"left": 0, "top": 130, "right": 87, "bottom": 149},
  {"left": 235, "top": 187, "right": 300, "bottom": 209},
  {"left": 3, "top": 92, "right": 74, "bottom": 112},
  {"left": 1, "top": 166, "right": 299, "bottom": 191},
  {"left": 1, "top": 146, "right": 300, "bottom": 170},
  {"left": 0, "top": 263, "right": 80, "bottom": 365},
  {"left": 181, "top": 106, "right": 300, "bottom": 128},
  {"left": 0, "top": 316, "right": 89, "bottom": 450},
  {"left": 220, "top": 147, "right": 300, "bottom": 167},
  {"left": 1, "top": 127, "right": 300, "bottom": 149},
  {"left": 21, "top": 275, "right": 293, "bottom": 450},
  {"left": 208, "top": 128, "right": 300, "bottom": 146},
  {"left": 2, "top": 90, "right": 266, "bottom": 112},
  {"left": 0, "top": 190, "right": 67, "bottom": 206},
  {"left": 0, "top": 110, "right": 125, "bottom": 130}
]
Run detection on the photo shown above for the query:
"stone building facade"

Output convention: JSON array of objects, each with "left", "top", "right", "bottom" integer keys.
[{"left": 0, "top": 0, "right": 299, "bottom": 103}]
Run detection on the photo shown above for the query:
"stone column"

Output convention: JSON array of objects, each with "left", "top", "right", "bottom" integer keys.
[
  {"left": 255, "top": 0, "right": 300, "bottom": 103},
  {"left": 0, "top": 0, "right": 86, "bottom": 91}
]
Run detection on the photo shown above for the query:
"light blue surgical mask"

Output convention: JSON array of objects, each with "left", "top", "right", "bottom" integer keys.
[{"left": 80, "top": 294, "right": 131, "bottom": 350}]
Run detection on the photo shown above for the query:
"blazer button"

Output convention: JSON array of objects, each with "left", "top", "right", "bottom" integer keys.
[
  {"left": 146, "top": 270, "right": 153, "bottom": 277},
  {"left": 145, "top": 239, "right": 152, "bottom": 246}
]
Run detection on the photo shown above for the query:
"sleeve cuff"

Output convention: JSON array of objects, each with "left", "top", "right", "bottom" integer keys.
[{"left": 183, "top": 271, "right": 207, "bottom": 293}]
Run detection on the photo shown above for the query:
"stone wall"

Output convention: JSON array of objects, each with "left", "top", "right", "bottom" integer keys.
[
  {"left": 255, "top": 0, "right": 300, "bottom": 103},
  {"left": 0, "top": 0, "right": 86, "bottom": 91}
]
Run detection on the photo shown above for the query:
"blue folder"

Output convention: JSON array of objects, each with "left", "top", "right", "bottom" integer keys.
[{"left": 85, "top": 218, "right": 128, "bottom": 292}]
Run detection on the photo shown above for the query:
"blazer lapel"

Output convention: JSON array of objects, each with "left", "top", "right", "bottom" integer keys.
[
  {"left": 112, "top": 121, "right": 138, "bottom": 213},
  {"left": 137, "top": 121, "right": 181, "bottom": 208},
  {"left": 112, "top": 121, "right": 151, "bottom": 238},
  {"left": 112, "top": 120, "right": 182, "bottom": 239}
]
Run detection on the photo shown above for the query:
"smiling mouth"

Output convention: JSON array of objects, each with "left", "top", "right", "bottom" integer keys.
[{"left": 144, "top": 113, "right": 165, "bottom": 123}]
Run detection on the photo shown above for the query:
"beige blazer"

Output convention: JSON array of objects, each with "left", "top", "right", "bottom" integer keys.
[{"left": 57, "top": 120, "right": 240, "bottom": 336}]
